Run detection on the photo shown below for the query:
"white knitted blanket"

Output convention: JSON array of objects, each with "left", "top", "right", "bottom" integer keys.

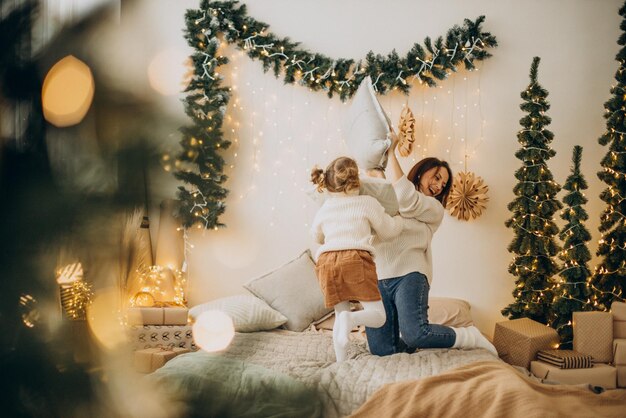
[{"left": 214, "top": 330, "right": 497, "bottom": 417}]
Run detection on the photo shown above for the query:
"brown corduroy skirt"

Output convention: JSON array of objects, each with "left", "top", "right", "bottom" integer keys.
[{"left": 314, "top": 249, "right": 381, "bottom": 308}]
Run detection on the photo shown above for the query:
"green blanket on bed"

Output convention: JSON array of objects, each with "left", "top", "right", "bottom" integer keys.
[{"left": 150, "top": 352, "right": 323, "bottom": 418}]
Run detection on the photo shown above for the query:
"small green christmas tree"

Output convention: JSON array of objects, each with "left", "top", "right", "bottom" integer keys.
[
  {"left": 502, "top": 57, "right": 562, "bottom": 324},
  {"left": 550, "top": 146, "right": 592, "bottom": 348},
  {"left": 589, "top": 2, "right": 626, "bottom": 310}
]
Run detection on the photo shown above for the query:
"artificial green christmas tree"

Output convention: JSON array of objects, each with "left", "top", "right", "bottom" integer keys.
[
  {"left": 589, "top": 2, "right": 626, "bottom": 311},
  {"left": 502, "top": 57, "right": 562, "bottom": 324},
  {"left": 550, "top": 146, "right": 592, "bottom": 348}
]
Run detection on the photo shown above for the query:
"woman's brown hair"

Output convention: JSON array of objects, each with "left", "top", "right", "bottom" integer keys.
[
  {"left": 310, "top": 157, "right": 360, "bottom": 193},
  {"left": 406, "top": 157, "right": 453, "bottom": 207}
]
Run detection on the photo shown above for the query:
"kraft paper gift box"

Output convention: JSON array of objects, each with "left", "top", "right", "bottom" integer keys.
[
  {"left": 611, "top": 301, "right": 626, "bottom": 321},
  {"left": 530, "top": 361, "right": 617, "bottom": 389},
  {"left": 614, "top": 320, "right": 626, "bottom": 339},
  {"left": 493, "top": 318, "right": 559, "bottom": 369},
  {"left": 572, "top": 311, "right": 613, "bottom": 363},
  {"left": 127, "top": 306, "right": 189, "bottom": 326},
  {"left": 612, "top": 302, "right": 626, "bottom": 338},
  {"left": 126, "top": 324, "right": 198, "bottom": 351},
  {"left": 134, "top": 347, "right": 190, "bottom": 373},
  {"left": 614, "top": 339, "right": 626, "bottom": 364},
  {"left": 617, "top": 365, "right": 626, "bottom": 388}
]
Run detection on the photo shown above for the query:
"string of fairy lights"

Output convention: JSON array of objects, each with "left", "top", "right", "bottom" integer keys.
[{"left": 171, "top": 0, "right": 498, "bottom": 229}]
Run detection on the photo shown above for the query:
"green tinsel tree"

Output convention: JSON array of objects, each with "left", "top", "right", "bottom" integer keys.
[
  {"left": 550, "top": 146, "right": 592, "bottom": 348},
  {"left": 502, "top": 57, "right": 562, "bottom": 324},
  {"left": 589, "top": 2, "right": 626, "bottom": 311}
]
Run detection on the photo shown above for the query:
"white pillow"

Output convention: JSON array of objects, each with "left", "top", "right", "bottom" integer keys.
[
  {"left": 189, "top": 294, "right": 287, "bottom": 332},
  {"left": 306, "top": 176, "right": 399, "bottom": 216},
  {"left": 345, "top": 76, "right": 392, "bottom": 170},
  {"left": 243, "top": 251, "right": 332, "bottom": 331}
]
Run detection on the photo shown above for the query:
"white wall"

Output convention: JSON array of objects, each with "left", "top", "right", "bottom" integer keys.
[{"left": 128, "top": 0, "right": 622, "bottom": 337}]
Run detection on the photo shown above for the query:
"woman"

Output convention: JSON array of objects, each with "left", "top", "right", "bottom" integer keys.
[{"left": 365, "top": 133, "right": 497, "bottom": 356}]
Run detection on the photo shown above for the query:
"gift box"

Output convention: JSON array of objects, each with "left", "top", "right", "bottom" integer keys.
[
  {"left": 617, "top": 365, "right": 626, "bottom": 388},
  {"left": 572, "top": 311, "right": 613, "bottom": 363},
  {"left": 493, "top": 318, "right": 559, "bottom": 369},
  {"left": 536, "top": 349, "right": 592, "bottom": 369},
  {"left": 614, "top": 339, "right": 626, "bottom": 365},
  {"left": 611, "top": 301, "right": 626, "bottom": 321},
  {"left": 126, "top": 324, "right": 198, "bottom": 351},
  {"left": 127, "top": 306, "right": 189, "bottom": 326},
  {"left": 133, "top": 347, "right": 190, "bottom": 373},
  {"left": 530, "top": 361, "right": 617, "bottom": 389},
  {"left": 614, "top": 320, "right": 626, "bottom": 339}
]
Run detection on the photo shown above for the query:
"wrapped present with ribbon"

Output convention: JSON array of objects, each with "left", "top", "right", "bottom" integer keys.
[
  {"left": 536, "top": 349, "right": 593, "bottom": 369},
  {"left": 133, "top": 346, "right": 190, "bottom": 373},
  {"left": 127, "top": 304, "right": 188, "bottom": 326}
]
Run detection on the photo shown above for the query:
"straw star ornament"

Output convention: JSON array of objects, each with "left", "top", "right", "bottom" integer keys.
[
  {"left": 447, "top": 171, "right": 489, "bottom": 221},
  {"left": 397, "top": 106, "right": 416, "bottom": 157}
]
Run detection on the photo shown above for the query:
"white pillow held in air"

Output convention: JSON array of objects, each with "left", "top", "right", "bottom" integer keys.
[{"left": 345, "top": 76, "right": 393, "bottom": 171}]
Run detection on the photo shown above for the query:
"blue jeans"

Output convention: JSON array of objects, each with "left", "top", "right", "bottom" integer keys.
[{"left": 365, "top": 271, "right": 456, "bottom": 355}]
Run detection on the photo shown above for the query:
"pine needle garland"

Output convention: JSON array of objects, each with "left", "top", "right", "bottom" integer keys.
[{"left": 175, "top": 0, "right": 498, "bottom": 229}]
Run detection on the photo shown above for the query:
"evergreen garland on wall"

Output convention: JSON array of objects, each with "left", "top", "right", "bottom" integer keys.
[
  {"left": 176, "top": 0, "right": 498, "bottom": 229},
  {"left": 589, "top": 1, "right": 626, "bottom": 310},
  {"left": 502, "top": 57, "right": 562, "bottom": 325},
  {"left": 550, "top": 146, "right": 592, "bottom": 348}
]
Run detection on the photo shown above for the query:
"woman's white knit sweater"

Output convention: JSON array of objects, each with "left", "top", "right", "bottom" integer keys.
[
  {"left": 310, "top": 194, "right": 404, "bottom": 262},
  {"left": 372, "top": 176, "right": 444, "bottom": 284}
]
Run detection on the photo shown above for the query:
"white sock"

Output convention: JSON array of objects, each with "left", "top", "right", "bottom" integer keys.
[
  {"left": 334, "top": 311, "right": 351, "bottom": 362},
  {"left": 451, "top": 327, "right": 468, "bottom": 348},
  {"left": 467, "top": 326, "right": 498, "bottom": 356},
  {"left": 353, "top": 300, "right": 386, "bottom": 328}
]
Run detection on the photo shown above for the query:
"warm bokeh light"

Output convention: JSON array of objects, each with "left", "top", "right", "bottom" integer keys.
[
  {"left": 87, "top": 287, "right": 127, "bottom": 350},
  {"left": 148, "top": 48, "right": 190, "bottom": 96},
  {"left": 42, "top": 55, "right": 94, "bottom": 127},
  {"left": 192, "top": 310, "right": 235, "bottom": 352}
]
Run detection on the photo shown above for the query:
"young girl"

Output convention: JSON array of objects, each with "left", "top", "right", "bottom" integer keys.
[{"left": 310, "top": 156, "right": 404, "bottom": 362}]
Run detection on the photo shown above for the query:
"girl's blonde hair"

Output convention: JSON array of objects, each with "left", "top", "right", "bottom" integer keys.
[{"left": 311, "top": 157, "right": 360, "bottom": 193}]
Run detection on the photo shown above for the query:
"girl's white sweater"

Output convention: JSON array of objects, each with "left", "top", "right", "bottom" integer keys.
[{"left": 310, "top": 194, "right": 404, "bottom": 262}]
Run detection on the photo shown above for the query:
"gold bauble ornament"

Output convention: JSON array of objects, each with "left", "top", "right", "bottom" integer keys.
[
  {"left": 132, "top": 291, "right": 156, "bottom": 307},
  {"left": 446, "top": 171, "right": 489, "bottom": 221},
  {"left": 397, "top": 106, "right": 416, "bottom": 157}
]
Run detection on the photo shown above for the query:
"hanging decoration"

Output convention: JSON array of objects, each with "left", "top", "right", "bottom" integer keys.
[
  {"left": 175, "top": 0, "right": 499, "bottom": 229},
  {"left": 447, "top": 170, "right": 489, "bottom": 221},
  {"left": 397, "top": 106, "right": 416, "bottom": 157}
]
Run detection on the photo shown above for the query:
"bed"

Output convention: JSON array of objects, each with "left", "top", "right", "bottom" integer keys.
[
  {"left": 150, "top": 329, "right": 497, "bottom": 417},
  {"left": 146, "top": 251, "right": 626, "bottom": 417}
]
